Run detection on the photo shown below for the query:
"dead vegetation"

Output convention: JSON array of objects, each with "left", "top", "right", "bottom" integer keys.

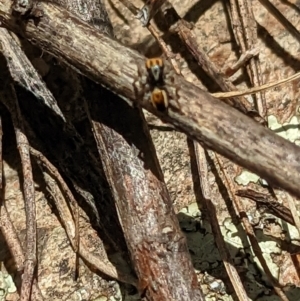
[{"left": 1, "top": 0, "right": 300, "bottom": 300}]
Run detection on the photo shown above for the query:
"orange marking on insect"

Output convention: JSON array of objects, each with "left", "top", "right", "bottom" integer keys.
[{"left": 150, "top": 88, "right": 168, "bottom": 111}]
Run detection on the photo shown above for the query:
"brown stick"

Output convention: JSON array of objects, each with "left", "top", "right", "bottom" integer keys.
[
  {"left": 236, "top": 189, "right": 295, "bottom": 226},
  {"left": 0, "top": 204, "right": 44, "bottom": 300},
  {"left": 29, "top": 146, "right": 137, "bottom": 286},
  {"left": 194, "top": 145, "right": 249, "bottom": 301},
  {"left": 1, "top": 1, "right": 300, "bottom": 198},
  {"left": 174, "top": 22, "right": 251, "bottom": 114},
  {"left": 229, "top": 0, "right": 267, "bottom": 119},
  {"left": 2, "top": 85, "right": 37, "bottom": 301},
  {"left": 84, "top": 98, "right": 203, "bottom": 300},
  {"left": 215, "top": 155, "right": 288, "bottom": 301},
  {"left": 0, "top": 117, "right": 43, "bottom": 300}
]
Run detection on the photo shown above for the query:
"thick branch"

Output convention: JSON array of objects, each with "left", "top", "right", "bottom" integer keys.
[
  {"left": 1, "top": 1, "right": 300, "bottom": 198},
  {"left": 86, "top": 99, "right": 202, "bottom": 300}
]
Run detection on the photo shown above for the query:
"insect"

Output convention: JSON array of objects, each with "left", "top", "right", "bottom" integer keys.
[
  {"left": 145, "top": 58, "right": 165, "bottom": 87},
  {"left": 150, "top": 87, "right": 168, "bottom": 111}
]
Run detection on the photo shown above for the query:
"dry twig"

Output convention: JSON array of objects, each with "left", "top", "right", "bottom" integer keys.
[
  {"left": 2, "top": 85, "right": 37, "bottom": 301},
  {"left": 286, "top": 193, "right": 300, "bottom": 237},
  {"left": 212, "top": 71, "right": 300, "bottom": 98},
  {"left": 172, "top": 21, "right": 251, "bottom": 114},
  {"left": 0, "top": 200, "right": 43, "bottom": 300},
  {"left": 236, "top": 189, "right": 295, "bottom": 226},
  {"left": 193, "top": 145, "right": 250, "bottom": 301},
  {"left": 224, "top": 47, "right": 260, "bottom": 77},
  {"left": 229, "top": 0, "right": 267, "bottom": 119},
  {"left": 29, "top": 146, "right": 138, "bottom": 285},
  {"left": 0, "top": 117, "right": 43, "bottom": 300},
  {"left": 215, "top": 155, "right": 288, "bottom": 301},
  {"left": 152, "top": 2, "right": 254, "bottom": 114}
]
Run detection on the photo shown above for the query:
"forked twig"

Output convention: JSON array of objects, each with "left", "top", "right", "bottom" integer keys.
[
  {"left": 224, "top": 47, "right": 260, "bottom": 77},
  {"left": 153, "top": 1, "right": 256, "bottom": 115},
  {"left": 175, "top": 24, "right": 252, "bottom": 113}
]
